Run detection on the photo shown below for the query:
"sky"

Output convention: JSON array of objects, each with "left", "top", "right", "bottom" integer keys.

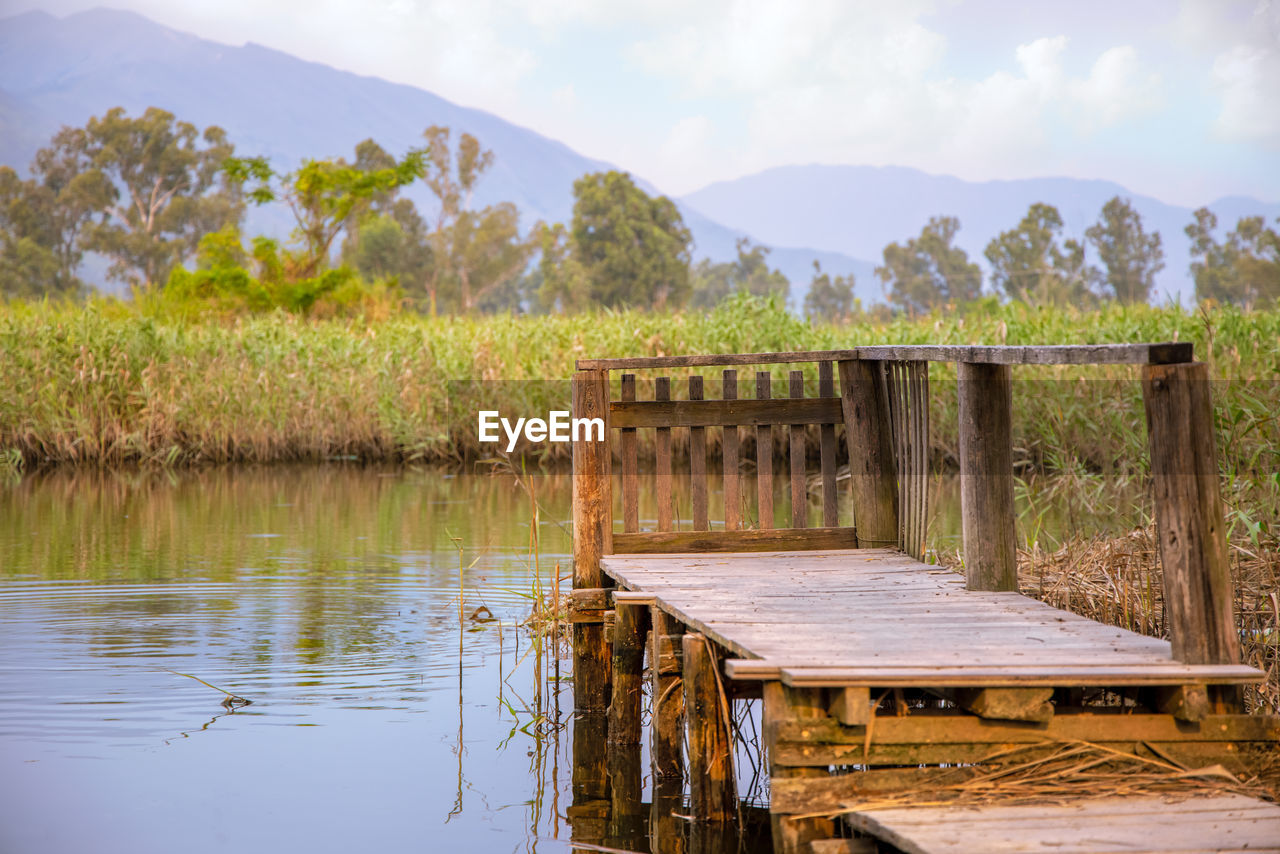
[{"left": 3, "top": 0, "right": 1278, "bottom": 205}]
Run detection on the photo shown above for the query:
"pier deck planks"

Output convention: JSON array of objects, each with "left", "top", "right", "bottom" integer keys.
[
  {"left": 840, "top": 794, "right": 1280, "bottom": 853},
  {"left": 598, "top": 549, "right": 1265, "bottom": 688}
]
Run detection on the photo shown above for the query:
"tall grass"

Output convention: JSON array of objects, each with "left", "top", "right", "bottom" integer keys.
[{"left": 2, "top": 296, "right": 1277, "bottom": 483}]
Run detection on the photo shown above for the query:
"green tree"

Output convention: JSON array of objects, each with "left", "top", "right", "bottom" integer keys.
[
  {"left": 535, "top": 222, "right": 591, "bottom": 313},
  {"left": 1085, "top": 196, "right": 1164, "bottom": 304},
  {"left": 1186, "top": 209, "right": 1280, "bottom": 308},
  {"left": 570, "top": 171, "right": 692, "bottom": 309},
  {"left": 876, "top": 216, "right": 982, "bottom": 314},
  {"left": 802, "top": 261, "right": 855, "bottom": 319},
  {"left": 225, "top": 144, "right": 427, "bottom": 279},
  {"left": 985, "top": 203, "right": 1100, "bottom": 306},
  {"left": 690, "top": 239, "right": 790, "bottom": 308},
  {"left": 37, "top": 107, "right": 243, "bottom": 288}
]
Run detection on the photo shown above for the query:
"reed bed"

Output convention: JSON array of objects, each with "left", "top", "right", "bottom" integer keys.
[{"left": 1, "top": 297, "right": 1277, "bottom": 476}]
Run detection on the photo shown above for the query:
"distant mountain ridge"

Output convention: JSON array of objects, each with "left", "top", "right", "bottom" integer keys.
[
  {"left": 0, "top": 7, "right": 872, "bottom": 298},
  {"left": 681, "top": 165, "right": 1280, "bottom": 304}
]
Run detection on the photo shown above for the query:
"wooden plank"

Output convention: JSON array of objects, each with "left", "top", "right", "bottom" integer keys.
[
  {"left": 756, "top": 372, "right": 774, "bottom": 530},
  {"left": 764, "top": 682, "right": 836, "bottom": 850},
  {"left": 689, "top": 375, "right": 708, "bottom": 531},
  {"left": 777, "top": 739, "right": 1259, "bottom": 769},
  {"left": 839, "top": 360, "right": 898, "bottom": 548},
  {"left": 1143, "top": 362, "right": 1239, "bottom": 671},
  {"left": 724, "top": 661, "right": 1266, "bottom": 686},
  {"left": 769, "top": 712, "right": 1280, "bottom": 746},
  {"left": 844, "top": 795, "right": 1280, "bottom": 854},
  {"left": 958, "top": 361, "right": 1017, "bottom": 591},
  {"left": 654, "top": 376, "right": 673, "bottom": 532},
  {"left": 819, "top": 362, "right": 839, "bottom": 527},
  {"left": 611, "top": 396, "right": 842, "bottom": 428},
  {"left": 608, "top": 601, "right": 650, "bottom": 745},
  {"left": 947, "top": 686, "right": 1055, "bottom": 722},
  {"left": 611, "top": 590, "right": 657, "bottom": 605},
  {"left": 722, "top": 370, "right": 741, "bottom": 532},
  {"left": 613, "top": 527, "right": 859, "bottom": 554},
  {"left": 573, "top": 368, "right": 612, "bottom": 715},
  {"left": 790, "top": 370, "right": 808, "bottom": 529},
  {"left": 620, "top": 373, "right": 639, "bottom": 533},
  {"left": 576, "top": 342, "right": 1193, "bottom": 370},
  {"left": 684, "top": 633, "right": 735, "bottom": 822},
  {"left": 827, "top": 686, "right": 872, "bottom": 726},
  {"left": 770, "top": 767, "right": 980, "bottom": 813}
]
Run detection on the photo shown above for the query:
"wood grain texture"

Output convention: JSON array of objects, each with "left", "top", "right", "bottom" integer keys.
[
  {"left": 572, "top": 369, "right": 612, "bottom": 714},
  {"left": 650, "top": 608, "right": 685, "bottom": 780},
  {"left": 819, "top": 362, "right": 839, "bottom": 527},
  {"left": 611, "top": 396, "right": 842, "bottom": 428},
  {"left": 607, "top": 600, "right": 650, "bottom": 745},
  {"left": 654, "top": 376, "right": 673, "bottom": 533},
  {"left": 764, "top": 682, "right": 836, "bottom": 847},
  {"left": 789, "top": 370, "right": 808, "bottom": 529},
  {"left": 838, "top": 360, "right": 898, "bottom": 548},
  {"left": 1142, "top": 362, "right": 1239, "bottom": 668},
  {"left": 689, "top": 375, "right": 708, "bottom": 532},
  {"left": 620, "top": 373, "right": 638, "bottom": 533},
  {"left": 612, "top": 527, "right": 859, "bottom": 554},
  {"left": 958, "top": 362, "right": 1017, "bottom": 591},
  {"left": 683, "top": 633, "right": 736, "bottom": 822},
  {"left": 756, "top": 372, "right": 774, "bottom": 530},
  {"left": 576, "top": 342, "right": 1192, "bottom": 370},
  {"left": 722, "top": 370, "right": 741, "bottom": 532}
]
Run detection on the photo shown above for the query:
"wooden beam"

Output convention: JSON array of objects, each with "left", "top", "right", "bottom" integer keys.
[
  {"left": 827, "top": 686, "right": 872, "bottom": 726},
  {"left": 683, "top": 633, "right": 736, "bottom": 822},
  {"left": 838, "top": 359, "right": 898, "bottom": 548},
  {"left": 958, "top": 361, "right": 1017, "bottom": 591},
  {"left": 573, "top": 368, "right": 612, "bottom": 715},
  {"left": 1142, "top": 362, "right": 1240, "bottom": 672},
  {"left": 1155, "top": 684, "right": 1211, "bottom": 723},
  {"left": 576, "top": 342, "right": 1192, "bottom": 370},
  {"left": 721, "top": 660, "right": 1265, "bottom": 686},
  {"left": 764, "top": 681, "right": 836, "bottom": 852},
  {"left": 611, "top": 396, "right": 842, "bottom": 429},
  {"left": 608, "top": 601, "right": 650, "bottom": 745},
  {"left": 613, "top": 527, "right": 859, "bottom": 554},
  {"left": 650, "top": 608, "right": 685, "bottom": 781},
  {"left": 947, "top": 687, "right": 1055, "bottom": 723}
]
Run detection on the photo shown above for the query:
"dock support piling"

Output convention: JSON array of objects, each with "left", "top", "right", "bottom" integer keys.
[
  {"left": 608, "top": 600, "right": 650, "bottom": 745},
  {"left": 684, "top": 632, "right": 736, "bottom": 823},
  {"left": 958, "top": 361, "right": 1017, "bottom": 591},
  {"left": 764, "top": 682, "right": 836, "bottom": 854},
  {"left": 573, "top": 369, "right": 612, "bottom": 715},
  {"left": 651, "top": 608, "right": 686, "bottom": 780}
]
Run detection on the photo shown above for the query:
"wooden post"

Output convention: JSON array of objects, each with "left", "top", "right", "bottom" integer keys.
[
  {"left": 608, "top": 600, "right": 650, "bottom": 745},
  {"left": 957, "top": 361, "right": 1017, "bottom": 591},
  {"left": 573, "top": 368, "right": 612, "bottom": 714},
  {"left": 838, "top": 359, "right": 897, "bottom": 547},
  {"left": 650, "top": 773, "right": 687, "bottom": 854},
  {"left": 651, "top": 608, "right": 685, "bottom": 780},
  {"left": 683, "top": 632, "right": 736, "bottom": 823},
  {"left": 764, "top": 682, "right": 835, "bottom": 854},
  {"left": 1142, "top": 361, "right": 1239, "bottom": 668}
]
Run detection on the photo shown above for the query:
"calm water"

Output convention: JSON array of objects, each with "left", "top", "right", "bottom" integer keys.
[{"left": 0, "top": 465, "right": 1145, "bottom": 854}]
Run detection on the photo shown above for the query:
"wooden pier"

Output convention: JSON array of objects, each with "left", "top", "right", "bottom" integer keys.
[{"left": 566, "top": 344, "right": 1279, "bottom": 854}]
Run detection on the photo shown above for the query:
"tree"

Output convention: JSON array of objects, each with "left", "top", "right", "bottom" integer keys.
[
  {"left": 535, "top": 222, "right": 591, "bottom": 313},
  {"left": 875, "top": 216, "right": 981, "bottom": 314},
  {"left": 803, "top": 261, "right": 855, "bottom": 319},
  {"left": 985, "top": 203, "right": 1100, "bottom": 306},
  {"left": 570, "top": 171, "right": 692, "bottom": 309},
  {"left": 36, "top": 107, "right": 243, "bottom": 288},
  {"left": 1186, "top": 209, "right": 1280, "bottom": 308},
  {"left": 225, "top": 144, "right": 427, "bottom": 279},
  {"left": 690, "top": 239, "right": 790, "bottom": 308},
  {"left": 1084, "top": 196, "right": 1164, "bottom": 304}
]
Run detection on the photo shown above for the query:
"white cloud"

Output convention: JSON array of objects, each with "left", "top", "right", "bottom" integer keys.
[{"left": 1211, "top": 44, "right": 1280, "bottom": 146}]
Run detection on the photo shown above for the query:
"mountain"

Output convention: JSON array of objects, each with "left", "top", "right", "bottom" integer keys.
[
  {"left": 681, "top": 165, "right": 1280, "bottom": 304},
  {"left": 0, "top": 8, "right": 869, "bottom": 298}
]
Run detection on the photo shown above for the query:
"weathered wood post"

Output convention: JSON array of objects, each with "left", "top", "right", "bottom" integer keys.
[
  {"left": 572, "top": 368, "right": 612, "bottom": 715},
  {"left": 1142, "top": 360, "right": 1240, "bottom": 710},
  {"left": 957, "top": 361, "right": 1017, "bottom": 591},
  {"left": 683, "top": 633, "right": 736, "bottom": 823},
  {"left": 651, "top": 608, "right": 685, "bottom": 780},
  {"left": 608, "top": 596, "right": 651, "bottom": 745},
  {"left": 763, "top": 682, "right": 835, "bottom": 853},
  {"left": 838, "top": 359, "right": 898, "bottom": 547}
]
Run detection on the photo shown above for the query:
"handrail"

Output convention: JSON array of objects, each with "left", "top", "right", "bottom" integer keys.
[{"left": 575, "top": 341, "right": 1192, "bottom": 371}]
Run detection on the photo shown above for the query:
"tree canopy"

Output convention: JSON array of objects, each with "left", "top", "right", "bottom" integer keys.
[
  {"left": 876, "top": 216, "right": 981, "bottom": 314},
  {"left": 1187, "top": 209, "right": 1280, "bottom": 308},
  {"left": 802, "top": 261, "right": 855, "bottom": 319},
  {"left": 984, "top": 203, "right": 1100, "bottom": 307},
  {"left": 1085, "top": 196, "right": 1164, "bottom": 304},
  {"left": 690, "top": 238, "right": 789, "bottom": 308}
]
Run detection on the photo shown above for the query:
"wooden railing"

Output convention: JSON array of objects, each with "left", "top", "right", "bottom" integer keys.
[{"left": 571, "top": 341, "right": 1239, "bottom": 711}]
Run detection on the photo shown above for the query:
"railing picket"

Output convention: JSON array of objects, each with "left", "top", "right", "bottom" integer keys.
[
  {"left": 789, "top": 370, "right": 807, "bottom": 529},
  {"left": 620, "top": 373, "right": 639, "bottom": 533},
  {"left": 819, "top": 362, "right": 838, "bottom": 527},
  {"left": 756, "top": 371, "right": 774, "bottom": 530},
  {"left": 722, "top": 370, "right": 741, "bottom": 531},
  {"left": 689, "top": 375, "right": 708, "bottom": 531},
  {"left": 654, "top": 376, "right": 673, "bottom": 532}
]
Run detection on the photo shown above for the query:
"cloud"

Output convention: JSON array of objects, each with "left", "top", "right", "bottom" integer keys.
[{"left": 1211, "top": 44, "right": 1280, "bottom": 146}]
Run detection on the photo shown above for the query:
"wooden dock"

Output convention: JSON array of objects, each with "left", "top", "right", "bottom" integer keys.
[{"left": 565, "top": 345, "right": 1279, "bottom": 854}]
